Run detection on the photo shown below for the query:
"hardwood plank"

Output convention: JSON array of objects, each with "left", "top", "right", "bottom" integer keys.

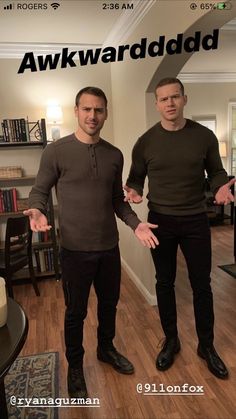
[{"left": 11, "top": 224, "right": 236, "bottom": 418}]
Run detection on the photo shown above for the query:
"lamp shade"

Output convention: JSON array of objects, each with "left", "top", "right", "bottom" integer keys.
[
  {"left": 46, "top": 104, "right": 63, "bottom": 124},
  {"left": 219, "top": 141, "right": 227, "bottom": 158}
]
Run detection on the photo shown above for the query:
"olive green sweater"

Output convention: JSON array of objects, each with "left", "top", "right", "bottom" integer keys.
[
  {"left": 29, "top": 134, "right": 140, "bottom": 251},
  {"left": 126, "top": 120, "right": 228, "bottom": 216}
]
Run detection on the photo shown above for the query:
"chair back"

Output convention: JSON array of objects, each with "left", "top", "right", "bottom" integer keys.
[{"left": 5, "top": 216, "right": 32, "bottom": 273}]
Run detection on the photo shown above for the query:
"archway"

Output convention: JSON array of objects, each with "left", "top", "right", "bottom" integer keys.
[{"left": 147, "top": 6, "right": 236, "bottom": 92}]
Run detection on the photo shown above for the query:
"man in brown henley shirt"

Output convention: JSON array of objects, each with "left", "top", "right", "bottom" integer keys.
[{"left": 24, "top": 87, "right": 158, "bottom": 399}]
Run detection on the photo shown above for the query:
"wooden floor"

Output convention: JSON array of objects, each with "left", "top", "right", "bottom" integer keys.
[{"left": 12, "top": 224, "right": 236, "bottom": 419}]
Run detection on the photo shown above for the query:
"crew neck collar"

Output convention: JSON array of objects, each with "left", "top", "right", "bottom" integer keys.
[{"left": 159, "top": 119, "right": 188, "bottom": 133}]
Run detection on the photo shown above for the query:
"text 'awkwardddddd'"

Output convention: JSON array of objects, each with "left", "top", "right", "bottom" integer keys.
[{"left": 18, "top": 29, "right": 219, "bottom": 74}]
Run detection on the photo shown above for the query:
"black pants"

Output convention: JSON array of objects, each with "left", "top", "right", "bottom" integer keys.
[
  {"left": 60, "top": 245, "right": 121, "bottom": 368},
  {"left": 148, "top": 211, "right": 214, "bottom": 347}
]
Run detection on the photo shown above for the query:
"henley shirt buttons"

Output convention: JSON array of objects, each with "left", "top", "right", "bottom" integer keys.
[{"left": 88, "top": 145, "right": 97, "bottom": 173}]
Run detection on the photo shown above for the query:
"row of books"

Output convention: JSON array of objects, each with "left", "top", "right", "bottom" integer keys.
[
  {"left": 34, "top": 248, "right": 54, "bottom": 273},
  {"left": 34, "top": 230, "right": 51, "bottom": 243},
  {"left": 0, "top": 188, "right": 18, "bottom": 213},
  {"left": 1, "top": 118, "right": 30, "bottom": 142}
]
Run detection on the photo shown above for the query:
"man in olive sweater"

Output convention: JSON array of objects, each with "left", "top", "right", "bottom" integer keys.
[
  {"left": 125, "top": 77, "right": 235, "bottom": 379},
  {"left": 24, "top": 87, "right": 158, "bottom": 398}
]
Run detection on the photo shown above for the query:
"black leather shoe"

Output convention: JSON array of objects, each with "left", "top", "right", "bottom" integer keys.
[
  {"left": 197, "top": 344, "right": 229, "bottom": 379},
  {"left": 156, "top": 337, "right": 181, "bottom": 371},
  {"left": 97, "top": 346, "right": 134, "bottom": 374},
  {"left": 67, "top": 366, "right": 88, "bottom": 398}
]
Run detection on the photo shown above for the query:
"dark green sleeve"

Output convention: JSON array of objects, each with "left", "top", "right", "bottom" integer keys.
[
  {"left": 205, "top": 132, "right": 228, "bottom": 195},
  {"left": 126, "top": 137, "right": 147, "bottom": 196}
]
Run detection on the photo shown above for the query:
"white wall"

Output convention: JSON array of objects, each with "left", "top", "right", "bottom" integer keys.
[{"left": 0, "top": 59, "right": 113, "bottom": 140}]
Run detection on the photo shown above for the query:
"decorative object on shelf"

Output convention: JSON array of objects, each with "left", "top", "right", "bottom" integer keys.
[
  {"left": 16, "top": 198, "right": 29, "bottom": 211},
  {"left": 0, "top": 277, "right": 7, "bottom": 327},
  {"left": 28, "top": 120, "right": 43, "bottom": 142},
  {"left": 0, "top": 166, "right": 23, "bottom": 179},
  {"left": 46, "top": 102, "right": 63, "bottom": 141}
]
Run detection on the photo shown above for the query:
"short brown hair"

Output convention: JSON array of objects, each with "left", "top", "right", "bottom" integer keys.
[
  {"left": 75, "top": 86, "right": 108, "bottom": 107},
  {"left": 155, "top": 78, "right": 184, "bottom": 97}
]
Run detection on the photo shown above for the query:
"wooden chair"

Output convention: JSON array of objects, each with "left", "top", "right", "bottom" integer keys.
[{"left": 0, "top": 216, "right": 40, "bottom": 298}]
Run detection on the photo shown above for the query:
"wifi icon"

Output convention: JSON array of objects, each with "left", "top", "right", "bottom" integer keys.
[{"left": 51, "top": 2, "right": 60, "bottom": 10}]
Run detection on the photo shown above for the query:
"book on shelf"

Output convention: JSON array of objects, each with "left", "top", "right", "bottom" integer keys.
[
  {"left": 38, "top": 230, "right": 51, "bottom": 242},
  {"left": 39, "top": 249, "right": 46, "bottom": 272},
  {"left": 33, "top": 230, "right": 51, "bottom": 243},
  {"left": 0, "top": 188, "right": 18, "bottom": 213},
  {"left": 1, "top": 118, "right": 29, "bottom": 142},
  {"left": 0, "top": 118, "right": 43, "bottom": 143},
  {"left": 34, "top": 249, "right": 41, "bottom": 273},
  {"left": 34, "top": 247, "right": 54, "bottom": 273}
]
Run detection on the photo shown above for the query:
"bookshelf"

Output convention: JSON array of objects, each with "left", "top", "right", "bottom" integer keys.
[
  {"left": 0, "top": 118, "right": 60, "bottom": 281},
  {"left": 0, "top": 118, "right": 44, "bottom": 144}
]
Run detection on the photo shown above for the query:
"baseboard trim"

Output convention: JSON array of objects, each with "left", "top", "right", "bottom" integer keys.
[{"left": 121, "top": 257, "right": 156, "bottom": 306}]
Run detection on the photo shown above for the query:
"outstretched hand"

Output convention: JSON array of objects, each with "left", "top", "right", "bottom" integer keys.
[
  {"left": 134, "top": 222, "right": 159, "bottom": 249},
  {"left": 23, "top": 208, "right": 52, "bottom": 232},
  {"left": 124, "top": 185, "right": 143, "bottom": 203},
  {"left": 214, "top": 178, "right": 236, "bottom": 205}
]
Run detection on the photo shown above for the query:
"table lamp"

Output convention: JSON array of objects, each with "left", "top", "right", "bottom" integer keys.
[{"left": 46, "top": 104, "right": 63, "bottom": 141}]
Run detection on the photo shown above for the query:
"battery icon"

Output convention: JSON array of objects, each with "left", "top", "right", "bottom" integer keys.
[
  {"left": 217, "top": 2, "right": 226, "bottom": 9},
  {"left": 217, "top": 2, "right": 232, "bottom": 9}
]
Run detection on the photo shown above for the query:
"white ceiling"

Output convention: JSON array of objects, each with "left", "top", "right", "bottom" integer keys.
[{"left": 0, "top": 0, "right": 155, "bottom": 57}]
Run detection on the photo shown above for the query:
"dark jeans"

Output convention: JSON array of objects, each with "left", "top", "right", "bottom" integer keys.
[
  {"left": 148, "top": 211, "right": 214, "bottom": 347},
  {"left": 60, "top": 245, "right": 121, "bottom": 368}
]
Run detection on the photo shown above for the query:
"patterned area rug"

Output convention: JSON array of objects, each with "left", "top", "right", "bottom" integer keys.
[{"left": 5, "top": 352, "right": 59, "bottom": 419}]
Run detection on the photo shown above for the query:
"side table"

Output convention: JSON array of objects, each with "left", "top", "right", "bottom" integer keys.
[{"left": 0, "top": 298, "right": 28, "bottom": 418}]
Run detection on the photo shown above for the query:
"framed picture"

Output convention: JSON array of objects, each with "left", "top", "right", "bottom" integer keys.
[{"left": 192, "top": 116, "right": 216, "bottom": 134}]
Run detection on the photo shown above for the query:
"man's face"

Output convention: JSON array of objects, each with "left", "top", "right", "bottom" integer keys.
[
  {"left": 155, "top": 83, "right": 187, "bottom": 123},
  {"left": 75, "top": 93, "right": 107, "bottom": 137}
]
